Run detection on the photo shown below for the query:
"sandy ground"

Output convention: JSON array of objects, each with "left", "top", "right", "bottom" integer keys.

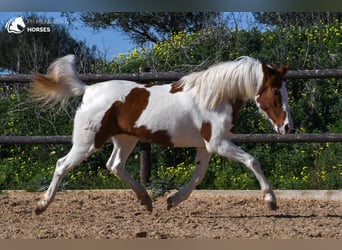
[{"left": 0, "top": 190, "right": 341, "bottom": 239}]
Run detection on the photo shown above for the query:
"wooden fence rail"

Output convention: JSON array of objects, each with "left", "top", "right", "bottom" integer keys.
[
  {"left": 1, "top": 69, "right": 341, "bottom": 184},
  {"left": 1, "top": 68, "right": 342, "bottom": 84},
  {"left": 1, "top": 133, "right": 342, "bottom": 145}
]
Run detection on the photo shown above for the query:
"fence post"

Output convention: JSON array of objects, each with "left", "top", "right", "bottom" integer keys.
[
  {"left": 139, "top": 66, "right": 152, "bottom": 185},
  {"left": 140, "top": 141, "right": 151, "bottom": 185}
]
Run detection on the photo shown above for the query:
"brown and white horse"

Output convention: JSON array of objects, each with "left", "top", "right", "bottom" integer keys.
[{"left": 31, "top": 55, "right": 292, "bottom": 215}]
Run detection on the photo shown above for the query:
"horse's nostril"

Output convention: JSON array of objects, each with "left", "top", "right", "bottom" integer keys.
[{"left": 285, "top": 124, "right": 291, "bottom": 133}]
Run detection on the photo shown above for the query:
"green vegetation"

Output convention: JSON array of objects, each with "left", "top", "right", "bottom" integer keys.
[{"left": 0, "top": 13, "right": 341, "bottom": 192}]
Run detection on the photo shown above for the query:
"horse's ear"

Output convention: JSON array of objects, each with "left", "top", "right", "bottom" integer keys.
[
  {"left": 278, "top": 64, "right": 290, "bottom": 76},
  {"left": 262, "top": 63, "right": 270, "bottom": 78},
  {"left": 262, "top": 63, "right": 280, "bottom": 77}
]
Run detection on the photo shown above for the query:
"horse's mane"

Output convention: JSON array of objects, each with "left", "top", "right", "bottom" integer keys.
[{"left": 179, "top": 56, "right": 264, "bottom": 110}]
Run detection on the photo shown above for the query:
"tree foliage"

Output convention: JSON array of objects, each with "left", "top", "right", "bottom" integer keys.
[
  {"left": 253, "top": 12, "right": 342, "bottom": 28},
  {"left": 80, "top": 12, "right": 222, "bottom": 44}
]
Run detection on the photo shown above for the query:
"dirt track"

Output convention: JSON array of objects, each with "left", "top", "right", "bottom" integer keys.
[{"left": 0, "top": 190, "right": 341, "bottom": 239}]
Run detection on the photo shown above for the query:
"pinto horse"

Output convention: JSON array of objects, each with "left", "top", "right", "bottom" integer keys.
[{"left": 31, "top": 55, "right": 293, "bottom": 215}]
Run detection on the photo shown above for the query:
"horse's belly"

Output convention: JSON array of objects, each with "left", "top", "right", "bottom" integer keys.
[
  {"left": 170, "top": 130, "right": 205, "bottom": 148},
  {"left": 135, "top": 108, "right": 205, "bottom": 148}
]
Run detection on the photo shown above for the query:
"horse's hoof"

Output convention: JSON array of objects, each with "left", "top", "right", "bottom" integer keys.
[
  {"left": 264, "top": 192, "right": 277, "bottom": 210},
  {"left": 34, "top": 205, "right": 45, "bottom": 215},
  {"left": 34, "top": 200, "right": 47, "bottom": 215},
  {"left": 265, "top": 200, "right": 278, "bottom": 210},
  {"left": 166, "top": 197, "right": 175, "bottom": 210},
  {"left": 140, "top": 199, "right": 153, "bottom": 212}
]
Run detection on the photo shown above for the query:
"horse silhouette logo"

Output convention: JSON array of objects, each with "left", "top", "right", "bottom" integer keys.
[{"left": 5, "top": 17, "right": 26, "bottom": 34}]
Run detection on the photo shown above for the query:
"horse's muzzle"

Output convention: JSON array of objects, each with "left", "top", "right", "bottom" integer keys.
[{"left": 276, "top": 122, "right": 294, "bottom": 135}]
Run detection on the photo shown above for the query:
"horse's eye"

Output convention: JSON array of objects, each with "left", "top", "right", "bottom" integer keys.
[{"left": 272, "top": 89, "right": 281, "bottom": 96}]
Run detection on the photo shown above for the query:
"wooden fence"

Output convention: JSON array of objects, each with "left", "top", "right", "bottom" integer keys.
[
  {"left": 1, "top": 133, "right": 342, "bottom": 145},
  {"left": 1, "top": 68, "right": 342, "bottom": 84},
  {"left": 1, "top": 69, "right": 342, "bottom": 184}
]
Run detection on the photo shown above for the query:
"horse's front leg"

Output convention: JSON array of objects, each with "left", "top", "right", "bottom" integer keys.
[
  {"left": 167, "top": 148, "right": 212, "bottom": 209},
  {"left": 216, "top": 140, "right": 277, "bottom": 210}
]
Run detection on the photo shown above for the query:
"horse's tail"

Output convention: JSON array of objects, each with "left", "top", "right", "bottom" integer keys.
[{"left": 31, "top": 54, "right": 86, "bottom": 105}]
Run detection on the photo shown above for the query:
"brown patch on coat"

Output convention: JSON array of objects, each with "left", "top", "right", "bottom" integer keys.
[
  {"left": 200, "top": 122, "right": 212, "bottom": 142},
  {"left": 230, "top": 99, "right": 245, "bottom": 133},
  {"left": 170, "top": 82, "right": 183, "bottom": 93},
  {"left": 130, "top": 126, "right": 173, "bottom": 147},
  {"left": 94, "top": 87, "right": 173, "bottom": 148},
  {"left": 144, "top": 83, "right": 154, "bottom": 88}
]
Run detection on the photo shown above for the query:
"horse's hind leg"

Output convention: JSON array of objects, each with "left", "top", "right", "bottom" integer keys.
[
  {"left": 35, "top": 143, "right": 95, "bottom": 215},
  {"left": 167, "top": 148, "right": 212, "bottom": 209},
  {"left": 107, "top": 135, "right": 153, "bottom": 212}
]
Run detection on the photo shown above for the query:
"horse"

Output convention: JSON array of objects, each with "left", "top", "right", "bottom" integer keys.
[
  {"left": 6, "top": 16, "right": 26, "bottom": 34},
  {"left": 31, "top": 55, "right": 293, "bottom": 215}
]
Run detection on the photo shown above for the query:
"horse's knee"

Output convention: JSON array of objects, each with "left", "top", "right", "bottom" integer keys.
[{"left": 246, "top": 156, "right": 260, "bottom": 168}]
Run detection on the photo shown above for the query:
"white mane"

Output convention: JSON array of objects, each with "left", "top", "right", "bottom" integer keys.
[{"left": 179, "top": 56, "right": 264, "bottom": 110}]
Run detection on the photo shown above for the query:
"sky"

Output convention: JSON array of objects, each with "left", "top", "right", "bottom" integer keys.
[{"left": 0, "top": 12, "right": 135, "bottom": 60}]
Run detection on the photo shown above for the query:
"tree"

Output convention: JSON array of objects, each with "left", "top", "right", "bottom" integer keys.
[
  {"left": 253, "top": 12, "right": 342, "bottom": 28},
  {"left": 79, "top": 12, "right": 223, "bottom": 45}
]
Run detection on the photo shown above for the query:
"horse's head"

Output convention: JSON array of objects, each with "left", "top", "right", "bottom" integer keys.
[{"left": 255, "top": 63, "right": 293, "bottom": 135}]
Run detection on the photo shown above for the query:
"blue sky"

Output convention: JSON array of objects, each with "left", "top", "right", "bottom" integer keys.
[{"left": 0, "top": 12, "right": 135, "bottom": 60}]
